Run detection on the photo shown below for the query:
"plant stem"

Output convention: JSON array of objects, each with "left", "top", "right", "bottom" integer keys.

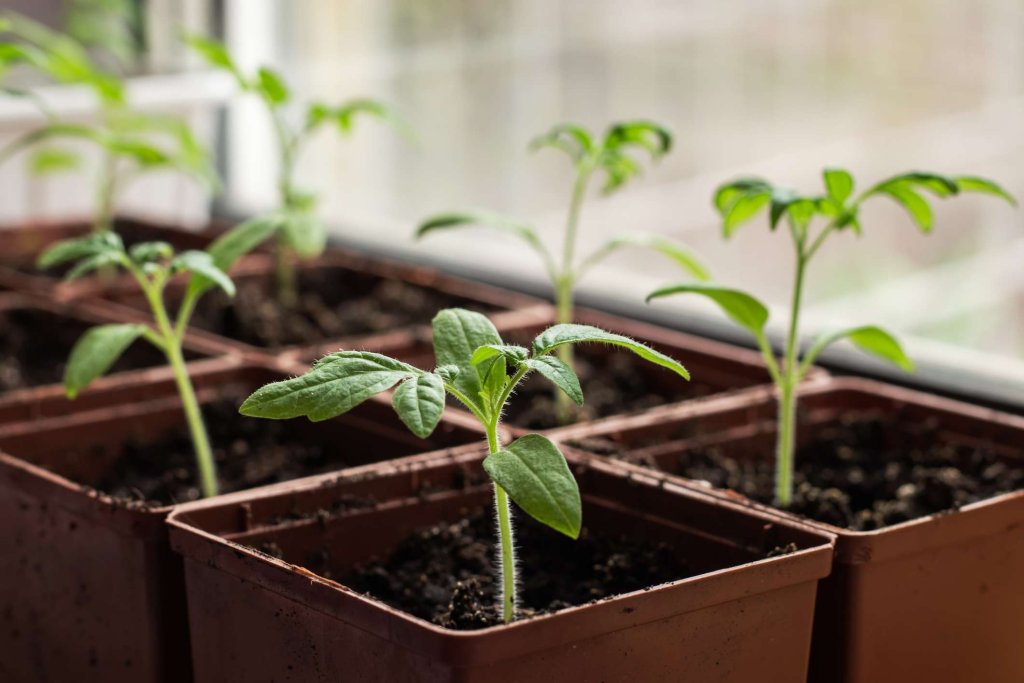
[
  {"left": 486, "top": 421, "right": 516, "bottom": 623},
  {"left": 274, "top": 241, "right": 298, "bottom": 308},
  {"left": 775, "top": 250, "right": 807, "bottom": 508},
  {"left": 271, "top": 106, "right": 301, "bottom": 307},
  {"left": 95, "top": 150, "right": 118, "bottom": 234},
  {"left": 144, "top": 281, "right": 219, "bottom": 498}
]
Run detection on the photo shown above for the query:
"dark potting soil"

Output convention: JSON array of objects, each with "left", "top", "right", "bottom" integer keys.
[
  {"left": 579, "top": 412, "right": 1024, "bottom": 531},
  {"left": 501, "top": 347, "right": 718, "bottom": 430},
  {"left": 335, "top": 508, "right": 693, "bottom": 630},
  {"left": 92, "top": 398, "right": 359, "bottom": 506},
  {"left": 187, "top": 266, "right": 501, "bottom": 348},
  {"left": 0, "top": 308, "right": 168, "bottom": 393}
]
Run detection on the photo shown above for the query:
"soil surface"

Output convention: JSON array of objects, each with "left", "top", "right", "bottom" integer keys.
[
  {"left": 335, "top": 508, "right": 693, "bottom": 630},
  {"left": 187, "top": 266, "right": 500, "bottom": 348},
  {"left": 578, "top": 412, "right": 1024, "bottom": 531},
  {"left": 0, "top": 308, "right": 167, "bottom": 393},
  {"left": 502, "top": 346, "right": 722, "bottom": 430},
  {"left": 90, "top": 398, "right": 374, "bottom": 505}
]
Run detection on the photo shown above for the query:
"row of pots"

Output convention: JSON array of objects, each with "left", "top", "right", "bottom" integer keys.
[{"left": 0, "top": 217, "right": 1021, "bottom": 682}]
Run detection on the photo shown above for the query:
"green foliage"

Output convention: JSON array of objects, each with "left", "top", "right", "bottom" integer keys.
[
  {"left": 240, "top": 307, "right": 689, "bottom": 545},
  {"left": 651, "top": 167, "right": 1015, "bottom": 507},
  {"left": 186, "top": 34, "right": 406, "bottom": 269},
  {"left": 63, "top": 323, "right": 147, "bottom": 398}
]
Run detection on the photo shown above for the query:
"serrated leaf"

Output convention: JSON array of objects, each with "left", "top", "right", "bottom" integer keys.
[
  {"left": 431, "top": 309, "right": 502, "bottom": 408},
  {"left": 64, "top": 324, "right": 148, "bottom": 398},
  {"left": 823, "top": 168, "right": 854, "bottom": 203},
  {"left": 392, "top": 373, "right": 445, "bottom": 438},
  {"left": 172, "top": 251, "right": 235, "bottom": 297},
  {"left": 240, "top": 351, "right": 417, "bottom": 421},
  {"left": 531, "top": 324, "right": 689, "bottom": 380},
  {"left": 647, "top": 283, "right": 769, "bottom": 338},
  {"left": 484, "top": 434, "right": 581, "bottom": 539},
  {"left": 526, "top": 355, "right": 582, "bottom": 405}
]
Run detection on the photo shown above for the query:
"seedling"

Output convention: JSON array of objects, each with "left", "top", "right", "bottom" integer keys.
[
  {"left": 647, "top": 169, "right": 1015, "bottom": 507},
  {"left": 240, "top": 307, "right": 690, "bottom": 623},
  {"left": 0, "top": 14, "right": 217, "bottom": 234},
  {"left": 36, "top": 219, "right": 271, "bottom": 498},
  {"left": 186, "top": 34, "right": 407, "bottom": 305},
  {"left": 416, "top": 121, "right": 708, "bottom": 418}
]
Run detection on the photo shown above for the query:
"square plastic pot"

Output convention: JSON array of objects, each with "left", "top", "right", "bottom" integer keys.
[
  {"left": 168, "top": 449, "right": 835, "bottom": 682},
  {"left": 0, "top": 292, "right": 236, "bottom": 425},
  {"left": 102, "top": 251, "right": 549, "bottom": 363},
  {"left": 547, "top": 378, "right": 1024, "bottom": 683},
  {"left": 0, "top": 360, "right": 484, "bottom": 683}
]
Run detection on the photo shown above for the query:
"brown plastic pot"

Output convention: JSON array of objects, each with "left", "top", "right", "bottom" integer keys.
[
  {"left": 168, "top": 448, "right": 835, "bottom": 683},
  {"left": 103, "top": 250, "right": 549, "bottom": 363},
  {"left": 0, "top": 360, "right": 484, "bottom": 683},
  {"left": 0, "top": 292, "right": 239, "bottom": 425},
  {"left": 395, "top": 305, "right": 820, "bottom": 432},
  {"left": 548, "top": 378, "right": 1024, "bottom": 683},
  {"left": 0, "top": 215, "right": 219, "bottom": 299}
]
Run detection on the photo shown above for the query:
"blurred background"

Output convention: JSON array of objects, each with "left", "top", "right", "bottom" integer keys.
[{"left": 3, "top": 0, "right": 1024, "bottom": 399}]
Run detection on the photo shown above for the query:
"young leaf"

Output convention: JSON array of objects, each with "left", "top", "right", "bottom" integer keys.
[
  {"left": 37, "top": 232, "right": 122, "bottom": 269},
  {"left": 954, "top": 176, "right": 1017, "bottom": 205},
  {"left": 528, "top": 123, "right": 594, "bottom": 162},
  {"left": 577, "top": 233, "right": 710, "bottom": 281},
  {"left": 29, "top": 147, "right": 79, "bottom": 175},
  {"left": 432, "top": 309, "right": 503, "bottom": 405},
  {"left": 471, "top": 344, "right": 529, "bottom": 365},
  {"left": 64, "top": 324, "right": 148, "bottom": 398},
  {"left": 483, "top": 434, "right": 581, "bottom": 539},
  {"left": 184, "top": 34, "right": 246, "bottom": 87},
  {"left": 804, "top": 325, "right": 914, "bottom": 373},
  {"left": 416, "top": 210, "right": 555, "bottom": 279},
  {"left": 392, "top": 373, "right": 446, "bottom": 438},
  {"left": 256, "top": 66, "right": 289, "bottom": 105},
  {"left": 187, "top": 213, "right": 283, "bottom": 297},
  {"left": 239, "top": 351, "right": 417, "bottom": 421},
  {"left": 281, "top": 208, "right": 327, "bottom": 258},
  {"left": 823, "top": 168, "right": 854, "bottom": 204},
  {"left": 646, "top": 283, "right": 770, "bottom": 338},
  {"left": 526, "top": 356, "right": 582, "bottom": 406},
  {"left": 721, "top": 189, "right": 771, "bottom": 237},
  {"left": 531, "top": 324, "right": 689, "bottom": 380},
  {"left": 604, "top": 120, "right": 672, "bottom": 159},
  {"left": 172, "top": 251, "right": 235, "bottom": 297},
  {"left": 878, "top": 184, "right": 933, "bottom": 232},
  {"left": 66, "top": 251, "right": 121, "bottom": 280},
  {"left": 129, "top": 241, "right": 173, "bottom": 264}
]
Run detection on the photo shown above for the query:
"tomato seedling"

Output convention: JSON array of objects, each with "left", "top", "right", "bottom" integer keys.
[
  {"left": 36, "top": 222, "right": 269, "bottom": 498},
  {"left": 0, "top": 14, "right": 217, "bottom": 234},
  {"left": 186, "top": 34, "right": 407, "bottom": 305},
  {"left": 240, "top": 307, "right": 690, "bottom": 623},
  {"left": 647, "top": 168, "right": 1015, "bottom": 507},
  {"left": 417, "top": 121, "right": 707, "bottom": 419}
]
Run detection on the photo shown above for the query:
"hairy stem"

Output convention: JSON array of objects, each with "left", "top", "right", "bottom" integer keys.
[
  {"left": 775, "top": 250, "right": 807, "bottom": 508},
  {"left": 145, "top": 283, "right": 219, "bottom": 498},
  {"left": 487, "top": 421, "right": 516, "bottom": 623}
]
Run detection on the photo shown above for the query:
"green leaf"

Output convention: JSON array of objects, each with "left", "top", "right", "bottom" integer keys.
[
  {"left": 528, "top": 122, "right": 594, "bottom": 162},
  {"left": 722, "top": 190, "right": 770, "bottom": 237},
  {"left": 806, "top": 325, "right": 914, "bottom": 373},
  {"left": 823, "top": 168, "right": 854, "bottom": 204},
  {"left": 187, "top": 213, "right": 283, "bottom": 297},
  {"left": 172, "top": 251, "right": 235, "bottom": 297},
  {"left": 604, "top": 120, "right": 672, "bottom": 159},
  {"left": 306, "top": 99, "right": 410, "bottom": 138},
  {"left": 470, "top": 344, "right": 529, "bottom": 365},
  {"left": 256, "top": 66, "right": 289, "bottom": 105},
  {"left": 416, "top": 210, "right": 555, "bottom": 279},
  {"left": 531, "top": 324, "right": 689, "bottom": 380},
  {"left": 240, "top": 351, "right": 417, "bottom": 421},
  {"left": 64, "top": 324, "right": 148, "bottom": 399},
  {"left": 66, "top": 251, "right": 121, "bottom": 280},
  {"left": 129, "top": 241, "right": 173, "bottom": 264},
  {"left": 646, "top": 283, "right": 769, "bottom": 338},
  {"left": 431, "top": 309, "right": 502, "bottom": 407},
  {"left": 880, "top": 184, "right": 933, "bottom": 232},
  {"left": 526, "top": 355, "right": 582, "bottom": 406},
  {"left": 37, "top": 232, "right": 123, "bottom": 269},
  {"left": 483, "top": 434, "right": 581, "bottom": 539},
  {"left": 578, "top": 233, "right": 710, "bottom": 281},
  {"left": 184, "top": 34, "right": 246, "bottom": 87},
  {"left": 954, "top": 176, "right": 1017, "bottom": 205},
  {"left": 392, "top": 373, "right": 445, "bottom": 438},
  {"left": 29, "top": 147, "right": 79, "bottom": 175}
]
